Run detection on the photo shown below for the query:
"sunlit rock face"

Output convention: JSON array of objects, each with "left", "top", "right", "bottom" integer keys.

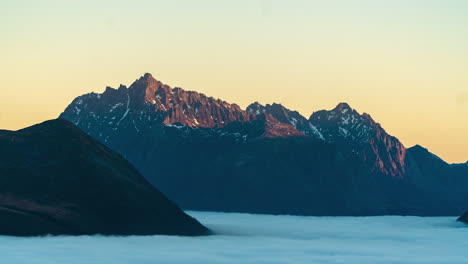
[
  {"left": 60, "top": 73, "right": 305, "bottom": 145},
  {"left": 62, "top": 73, "right": 254, "bottom": 133}
]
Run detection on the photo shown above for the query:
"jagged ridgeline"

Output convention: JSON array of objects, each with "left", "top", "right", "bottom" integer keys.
[{"left": 60, "top": 73, "right": 468, "bottom": 216}]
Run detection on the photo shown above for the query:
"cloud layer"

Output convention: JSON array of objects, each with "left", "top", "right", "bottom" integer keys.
[{"left": 0, "top": 211, "right": 467, "bottom": 264}]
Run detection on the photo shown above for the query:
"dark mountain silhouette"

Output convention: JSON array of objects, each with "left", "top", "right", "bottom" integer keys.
[
  {"left": 458, "top": 211, "right": 468, "bottom": 224},
  {"left": 60, "top": 73, "right": 468, "bottom": 216},
  {"left": 405, "top": 145, "right": 468, "bottom": 213},
  {"left": 0, "top": 119, "right": 209, "bottom": 236}
]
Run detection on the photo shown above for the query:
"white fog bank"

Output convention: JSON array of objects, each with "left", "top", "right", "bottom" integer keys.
[{"left": 0, "top": 211, "right": 467, "bottom": 264}]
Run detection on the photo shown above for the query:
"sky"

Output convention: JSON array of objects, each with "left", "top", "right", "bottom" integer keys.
[
  {"left": 1, "top": 0, "right": 467, "bottom": 163},
  {"left": 0, "top": 212, "right": 467, "bottom": 263}
]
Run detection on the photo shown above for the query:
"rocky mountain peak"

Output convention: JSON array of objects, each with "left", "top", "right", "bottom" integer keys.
[
  {"left": 407, "top": 144, "right": 447, "bottom": 166},
  {"left": 136, "top": 72, "right": 161, "bottom": 86},
  {"left": 333, "top": 102, "right": 353, "bottom": 113},
  {"left": 308, "top": 103, "right": 407, "bottom": 177},
  {"left": 246, "top": 102, "right": 320, "bottom": 138},
  {"left": 126, "top": 73, "right": 167, "bottom": 105},
  {"left": 142, "top": 72, "right": 154, "bottom": 80},
  {"left": 247, "top": 102, "right": 266, "bottom": 115},
  {"left": 409, "top": 144, "right": 427, "bottom": 152}
]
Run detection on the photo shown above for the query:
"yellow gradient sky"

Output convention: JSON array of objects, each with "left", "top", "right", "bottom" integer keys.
[{"left": 1, "top": 0, "right": 467, "bottom": 163}]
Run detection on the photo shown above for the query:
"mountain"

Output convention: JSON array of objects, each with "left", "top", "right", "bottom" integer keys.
[
  {"left": 405, "top": 145, "right": 468, "bottom": 213},
  {"left": 458, "top": 211, "right": 468, "bottom": 224},
  {"left": 0, "top": 119, "right": 209, "bottom": 236},
  {"left": 309, "top": 103, "right": 407, "bottom": 177},
  {"left": 61, "top": 73, "right": 301, "bottom": 140},
  {"left": 247, "top": 101, "right": 407, "bottom": 177},
  {"left": 246, "top": 102, "right": 315, "bottom": 137},
  {"left": 60, "top": 73, "right": 468, "bottom": 216}
]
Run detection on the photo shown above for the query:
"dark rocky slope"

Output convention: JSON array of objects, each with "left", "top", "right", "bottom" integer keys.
[
  {"left": 0, "top": 119, "right": 209, "bottom": 236},
  {"left": 88, "top": 122, "right": 458, "bottom": 216},
  {"left": 110, "top": 125, "right": 409, "bottom": 215}
]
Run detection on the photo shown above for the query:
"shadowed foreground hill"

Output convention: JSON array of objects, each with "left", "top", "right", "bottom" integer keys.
[{"left": 0, "top": 119, "right": 209, "bottom": 236}]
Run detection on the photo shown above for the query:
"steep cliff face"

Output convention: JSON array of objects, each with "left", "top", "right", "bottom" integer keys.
[
  {"left": 309, "top": 103, "right": 407, "bottom": 177},
  {"left": 0, "top": 119, "right": 209, "bottom": 236}
]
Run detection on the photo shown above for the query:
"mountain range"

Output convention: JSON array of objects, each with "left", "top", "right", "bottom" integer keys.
[
  {"left": 0, "top": 119, "right": 208, "bottom": 236},
  {"left": 60, "top": 73, "right": 468, "bottom": 216}
]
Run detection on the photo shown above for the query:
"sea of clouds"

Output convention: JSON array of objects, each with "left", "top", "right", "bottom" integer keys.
[{"left": 0, "top": 211, "right": 467, "bottom": 264}]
